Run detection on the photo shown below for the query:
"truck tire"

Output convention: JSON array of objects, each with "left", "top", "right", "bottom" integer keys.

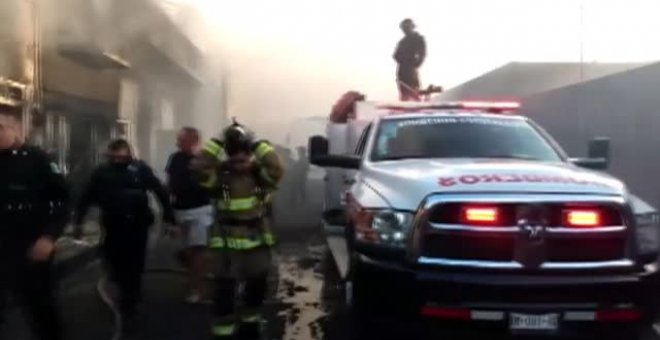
[
  {"left": 346, "top": 255, "right": 376, "bottom": 339},
  {"left": 604, "top": 326, "right": 646, "bottom": 340},
  {"left": 345, "top": 256, "right": 372, "bottom": 313},
  {"left": 344, "top": 224, "right": 373, "bottom": 315}
]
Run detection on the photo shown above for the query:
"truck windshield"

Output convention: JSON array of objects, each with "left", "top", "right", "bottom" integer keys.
[{"left": 371, "top": 116, "right": 563, "bottom": 162}]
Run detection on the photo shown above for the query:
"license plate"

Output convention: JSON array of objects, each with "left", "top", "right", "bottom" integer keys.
[{"left": 510, "top": 313, "right": 559, "bottom": 331}]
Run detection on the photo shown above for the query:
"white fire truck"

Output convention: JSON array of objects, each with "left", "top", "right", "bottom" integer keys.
[{"left": 309, "top": 100, "right": 660, "bottom": 338}]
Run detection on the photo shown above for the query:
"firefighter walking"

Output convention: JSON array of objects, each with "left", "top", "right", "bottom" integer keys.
[{"left": 192, "top": 121, "right": 283, "bottom": 340}]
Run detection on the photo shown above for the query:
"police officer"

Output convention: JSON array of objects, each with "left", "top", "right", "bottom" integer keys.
[
  {"left": 192, "top": 121, "right": 283, "bottom": 339},
  {"left": 0, "top": 108, "right": 69, "bottom": 340},
  {"left": 74, "top": 139, "right": 175, "bottom": 331}
]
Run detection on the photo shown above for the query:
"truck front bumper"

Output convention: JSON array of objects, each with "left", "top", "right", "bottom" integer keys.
[{"left": 355, "top": 252, "right": 660, "bottom": 336}]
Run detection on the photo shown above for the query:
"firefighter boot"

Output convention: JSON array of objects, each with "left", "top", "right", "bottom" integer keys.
[{"left": 211, "top": 324, "right": 236, "bottom": 340}]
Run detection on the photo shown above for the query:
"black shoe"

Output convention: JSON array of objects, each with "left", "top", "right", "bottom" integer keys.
[{"left": 237, "top": 322, "right": 262, "bottom": 340}]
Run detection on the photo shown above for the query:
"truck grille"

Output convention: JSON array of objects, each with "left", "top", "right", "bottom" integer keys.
[
  {"left": 422, "top": 234, "right": 515, "bottom": 261},
  {"left": 545, "top": 237, "right": 625, "bottom": 262},
  {"left": 417, "top": 195, "right": 631, "bottom": 271}
]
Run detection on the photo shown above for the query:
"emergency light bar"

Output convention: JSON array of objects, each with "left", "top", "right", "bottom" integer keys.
[
  {"left": 458, "top": 101, "right": 521, "bottom": 109},
  {"left": 377, "top": 101, "right": 521, "bottom": 113}
]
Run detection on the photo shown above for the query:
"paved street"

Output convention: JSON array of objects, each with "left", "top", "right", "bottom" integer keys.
[{"left": 6, "top": 231, "right": 660, "bottom": 340}]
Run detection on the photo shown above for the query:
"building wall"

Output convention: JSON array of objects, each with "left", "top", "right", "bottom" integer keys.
[
  {"left": 523, "top": 62, "right": 660, "bottom": 208},
  {"left": 0, "top": 0, "right": 30, "bottom": 82},
  {"left": 3, "top": 0, "right": 223, "bottom": 183},
  {"left": 40, "top": 0, "right": 120, "bottom": 103},
  {"left": 435, "top": 62, "right": 647, "bottom": 102},
  {"left": 192, "top": 57, "right": 229, "bottom": 140},
  {"left": 42, "top": 55, "right": 119, "bottom": 103}
]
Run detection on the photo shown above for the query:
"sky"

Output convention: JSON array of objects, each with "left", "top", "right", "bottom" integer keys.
[{"left": 166, "top": 0, "right": 660, "bottom": 144}]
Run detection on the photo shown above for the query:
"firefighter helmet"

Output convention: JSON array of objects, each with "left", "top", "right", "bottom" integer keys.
[{"left": 222, "top": 118, "right": 254, "bottom": 156}]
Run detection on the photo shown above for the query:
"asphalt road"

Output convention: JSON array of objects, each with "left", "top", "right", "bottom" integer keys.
[{"left": 5, "top": 232, "right": 660, "bottom": 340}]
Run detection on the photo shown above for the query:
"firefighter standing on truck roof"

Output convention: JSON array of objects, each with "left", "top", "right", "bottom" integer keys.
[
  {"left": 394, "top": 18, "right": 426, "bottom": 101},
  {"left": 0, "top": 107, "right": 69, "bottom": 340},
  {"left": 191, "top": 120, "right": 283, "bottom": 340}
]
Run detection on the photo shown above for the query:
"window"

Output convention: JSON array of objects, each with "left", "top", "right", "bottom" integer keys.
[
  {"left": 371, "top": 116, "right": 562, "bottom": 162},
  {"left": 354, "top": 123, "right": 372, "bottom": 157}
]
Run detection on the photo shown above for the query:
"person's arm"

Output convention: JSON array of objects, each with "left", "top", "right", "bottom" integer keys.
[
  {"left": 35, "top": 150, "right": 70, "bottom": 239},
  {"left": 164, "top": 154, "right": 173, "bottom": 188},
  {"left": 140, "top": 162, "right": 175, "bottom": 224},
  {"left": 191, "top": 138, "right": 225, "bottom": 193},
  {"left": 415, "top": 35, "right": 426, "bottom": 68},
  {"left": 393, "top": 41, "right": 404, "bottom": 64},
  {"left": 164, "top": 153, "right": 176, "bottom": 203},
  {"left": 253, "top": 141, "right": 285, "bottom": 191}
]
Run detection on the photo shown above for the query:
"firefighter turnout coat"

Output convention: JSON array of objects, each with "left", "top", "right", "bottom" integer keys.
[{"left": 193, "top": 139, "right": 284, "bottom": 258}]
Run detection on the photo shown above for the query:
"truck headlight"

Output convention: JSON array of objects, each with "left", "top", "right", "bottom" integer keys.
[
  {"left": 355, "top": 209, "right": 414, "bottom": 247},
  {"left": 636, "top": 212, "right": 660, "bottom": 257}
]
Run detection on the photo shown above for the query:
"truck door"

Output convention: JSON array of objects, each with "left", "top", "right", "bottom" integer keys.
[{"left": 324, "top": 123, "right": 372, "bottom": 279}]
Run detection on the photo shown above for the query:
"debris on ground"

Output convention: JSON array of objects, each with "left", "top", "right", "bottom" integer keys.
[{"left": 276, "top": 252, "right": 328, "bottom": 340}]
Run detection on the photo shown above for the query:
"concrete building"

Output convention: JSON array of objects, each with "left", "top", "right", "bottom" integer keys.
[
  {"left": 435, "top": 61, "right": 660, "bottom": 208},
  {"left": 523, "top": 62, "right": 660, "bottom": 208},
  {"left": 0, "top": 0, "right": 228, "bottom": 192},
  {"left": 436, "top": 62, "right": 646, "bottom": 101}
]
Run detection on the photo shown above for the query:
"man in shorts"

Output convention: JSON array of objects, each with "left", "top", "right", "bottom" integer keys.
[{"left": 165, "top": 127, "right": 213, "bottom": 303}]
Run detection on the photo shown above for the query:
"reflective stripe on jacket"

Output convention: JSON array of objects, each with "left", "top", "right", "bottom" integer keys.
[
  {"left": 208, "top": 232, "right": 276, "bottom": 250},
  {"left": 202, "top": 139, "right": 226, "bottom": 160},
  {"left": 216, "top": 196, "right": 260, "bottom": 212}
]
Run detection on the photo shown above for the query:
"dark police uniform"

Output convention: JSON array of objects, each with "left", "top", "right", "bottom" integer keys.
[
  {"left": 0, "top": 145, "right": 69, "bottom": 340},
  {"left": 75, "top": 160, "right": 174, "bottom": 316}
]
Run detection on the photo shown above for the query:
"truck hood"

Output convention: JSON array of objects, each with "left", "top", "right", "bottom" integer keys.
[{"left": 362, "top": 159, "right": 626, "bottom": 210}]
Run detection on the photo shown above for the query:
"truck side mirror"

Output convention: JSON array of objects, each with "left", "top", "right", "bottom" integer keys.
[
  {"left": 588, "top": 137, "right": 610, "bottom": 166},
  {"left": 309, "top": 135, "right": 329, "bottom": 161},
  {"left": 308, "top": 135, "right": 360, "bottom": 169},
  {"left": 570, "top": 137, "right": 610, "bottom": 170}
]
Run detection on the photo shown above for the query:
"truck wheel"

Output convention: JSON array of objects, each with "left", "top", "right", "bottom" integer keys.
[
  {"left": 601, "top": 323, "right": 649, "bottom": 340},
  {"left": 346, "top": 257, "right": 375, "bottom": 339},
  {"left": 345, "top": 256, "right": 372, "bottom": 314}
]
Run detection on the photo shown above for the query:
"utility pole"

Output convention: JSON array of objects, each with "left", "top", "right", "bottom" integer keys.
[
  {"left": 579, "top": 1, "right": 585, "bottom": 81},
  {"left": 577, "top": 1, "right": 586, "bottom": 139}
]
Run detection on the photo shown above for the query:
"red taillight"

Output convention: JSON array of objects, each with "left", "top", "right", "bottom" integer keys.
[
  {"left": 564, "top": 209, "right": 601, "bottom": 227},
  {"left": 461, "top": 206, "right": 499, "bottom": 225},
  {"left": 419, "top": 306, "right": 471, "bottom": 320},
  {"left": 596, "top": 309, "right": 641, "bottom": 322}
]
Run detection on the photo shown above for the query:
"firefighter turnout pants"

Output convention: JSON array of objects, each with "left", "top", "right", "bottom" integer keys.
[
  {"left": 101, "top": 222, "right": 150, "bottom": 315},
  {"left": 0, "top": 241, "right": 62, "bottom": 340},
  {"left": 212, "top": 247, "right": 272, "bottom": 339}
]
